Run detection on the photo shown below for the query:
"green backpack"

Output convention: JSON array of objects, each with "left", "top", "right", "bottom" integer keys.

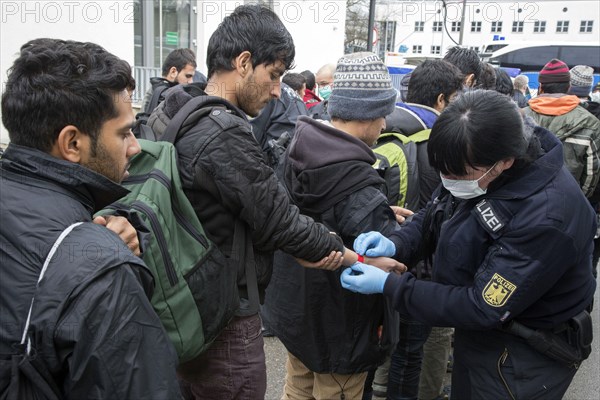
[
  {"left": 98, "top": 139, "right": 240, "bottom": 363},
  {"left": 373, "top": 129, "right": 431, "bottom": 210}
]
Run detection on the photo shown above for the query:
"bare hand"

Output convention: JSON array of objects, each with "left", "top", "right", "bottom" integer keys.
[
  {"left": 296, "top": 251, "right": 343, "bottom": 271},
  {"left": 390, "top": 206, "right": 414, "bottom": 224},
  {"left": 364, "top": 255, "right": 406, "bottom": 274},
  {"left": 93, "top": 215, "right": 141, "bottom": 256}
]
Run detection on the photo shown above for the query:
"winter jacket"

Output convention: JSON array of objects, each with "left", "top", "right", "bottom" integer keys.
[
  {"left": 386, "top": 103, "right": 440, "bottom": 209},
  {"left": 250, "top": 83, "right": 308, "bottom": 167},
  {"left": 263, "top": 116, "right": 399, "bottom": 374},
  {"left": 525, "top": 94, "right": 600, "bottom": 197},
  {"left": 385, "top": 127, "right": 596, "bottom": 331},
  {"left": 308, "top": 100, "right": 331, "bottom": 121},
  {"left": 146, "top": 85, "right": 344, "bottom": 314},
  {"left": 0, "top": 144, "right": 181, "bottom": 399},
  {"left": 140, "top": 77, "right": 176, "bottom": 114},
  {"left": 512, "top": 89, "right": 528, "bottom": 108}
]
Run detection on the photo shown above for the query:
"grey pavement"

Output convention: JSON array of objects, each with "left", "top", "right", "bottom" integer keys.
[{"left": 265, "top": 278, "right": 600, "bottom": 400}]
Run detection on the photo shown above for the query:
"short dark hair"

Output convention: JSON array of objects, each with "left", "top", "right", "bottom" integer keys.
[
  {"left": 540, "top": 81, "right": 570, "bottom": 94},
  {"left": 428, "top": 90, "right": 527, "bottom": 176},
  {"left": 300, "top": 70, "right": 316, "bottom": 90},
  {"left": 1, "top": 38, "right": 135, "bottom": 152},
  {"left": 494, "top": 68, "right": 514, "bottom": 96},
  {"left": 161, "top": 48, "right": 197, "bottom": 77},
  {"left": 443, "top": 46, "right": 482, "bottom": 83},
  {"left": 206, "top": 5, "right": 295, "bottom": 79},
  {"left": 406, "top": 60, "right": 463, "bottom": 108},
  {"left": 475, "top": 62, "right": 496, "bottom": 90},
  {"left": 282, "top": 73, "right": 306, "bottom": 91}
]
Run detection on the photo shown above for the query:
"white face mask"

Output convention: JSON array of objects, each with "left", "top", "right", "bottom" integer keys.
[
  {"left": 591, "top": 92, "right": 600, "bottom": 103},
  {"left": 440, "top": 163, "right": 497, "bottom": 199}
]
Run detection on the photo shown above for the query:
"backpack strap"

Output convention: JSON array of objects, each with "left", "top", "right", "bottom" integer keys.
[
  {"left": 21, "top": 222, "right": 83, "bottom": 355},
  {"left": 161, "top": 96, "right": 234, "bottom": 144},
  {"left": 408, "top": 129, "right": 431, "bottom": 143},
  {"left": 144, "top": 83, "right": 170, "bottom": 115}
]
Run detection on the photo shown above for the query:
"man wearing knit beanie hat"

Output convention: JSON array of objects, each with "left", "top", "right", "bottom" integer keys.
[
  {"left": 263, "top": 52, "right": 401, "bottom": 400},
  {"left": 568, "top": 65, "right": 600, "bottom": 120},
  {"left": 328, "top": 52, "right": 397, "bottom": 121},
  {"left": 525, "top": 59, "right": 600, "bottom": 197},
  {"left": 569, "top": 65, "right": 594, "bottom": 98}
]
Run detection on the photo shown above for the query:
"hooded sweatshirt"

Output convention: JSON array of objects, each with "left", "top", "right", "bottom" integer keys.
[{"left": 285, "top": 115, "right": 386, "bottom": 216}]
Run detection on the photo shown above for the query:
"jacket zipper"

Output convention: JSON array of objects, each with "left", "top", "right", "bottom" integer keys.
[
  {"left": 497, "top": 348, "right": 516, "bottom": 400},
  {"left": 126, "top": 170, "right": 209, "bottom": 248},
  {"left": 131, "top": 201, "right": 178, "bottom": 287}
]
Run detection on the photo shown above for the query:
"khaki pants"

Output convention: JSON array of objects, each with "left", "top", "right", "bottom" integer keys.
[
  {"left": 418, "top": 327, "right": 453, "bottom": 400},
  {"left": 282, "top": 352, "right": 368, "bottom": 400}
]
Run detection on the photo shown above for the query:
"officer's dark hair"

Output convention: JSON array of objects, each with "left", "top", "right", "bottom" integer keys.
[
  {"left": 161, "top": 48, "right": 197, "bottom": 77},
  {"left": 475, "top": 62, "right": 496, "bottom": 90},
  {"left": 540, "top": 81, "right": 570, "bottom": 94},
  {"left": 407, "top": 60, "right": 463, "bottom": 108},
  {"left": 282, "top": 73, "right": 306, "bottom": 91},
  {"left": 300, "top": 70, "right": 316, "bottom": 90},
  {"left": 443, "top": 46, "right": 482, "bottom": 83},
  {"left": 207, "top": 5, "right": 295, "bottom": 79},
  {"left": 494, "top": 68, "right": 514, "bottom": 96},
  {"left": 428, "top": 90, "right": 528, "bottom": 176},
  {"left": 1, "top": 38, "right": 135, "bottom": 152}
]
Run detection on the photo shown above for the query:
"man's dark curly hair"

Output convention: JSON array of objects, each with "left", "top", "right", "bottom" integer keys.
[{"left": 1, "top": 38, "right": 136, "bottom": 152}]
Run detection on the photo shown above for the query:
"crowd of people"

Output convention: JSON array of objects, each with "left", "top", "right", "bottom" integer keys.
[{"left": 1, "top": 3, "right": 598, "bottom": 400}]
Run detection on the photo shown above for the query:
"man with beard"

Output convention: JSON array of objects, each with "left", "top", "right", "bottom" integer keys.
[{"left": 0, "top": 39, "right": 181, "bottom": 398}]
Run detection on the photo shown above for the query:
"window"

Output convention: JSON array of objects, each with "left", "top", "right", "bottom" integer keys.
[
  {"left": 377, "top": 20, "right": 397, "bottom": 60},
  {"left": 431, "top": 45, "right": 441, "bottom": 55},
  {"left": 451, "top": 21, "right": 461, "bottom": 32},
  {"left": 557, "top": 20, "right": 569, "bottom": 33},
  {"left": 433, "top": 21, "right": 443, "bottom": 32},
  {"left": 413, "top": 45, "right": 422, "bottom": 54},
  {"left": 512, "top": 21, "right": 524, "bottom": 33},
  {"left": 491, "top": 21, "right": 503, "bottom": 32},
  {"left": 471, "top": 21, "right": 482, "bottom": 32},
  {"left": 415, "top": 21, "right": 425, "bottom": 32},
  {"left": 580, "top": 20, "right": 593, "bottom": 33},
  {"left": 533, "top": 21, "right": 546, "bottom": 33}
]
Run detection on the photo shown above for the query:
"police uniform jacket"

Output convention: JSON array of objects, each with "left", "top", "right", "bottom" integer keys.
[{"left": 385, "top": 126, "right": 596, "bottom": 331}]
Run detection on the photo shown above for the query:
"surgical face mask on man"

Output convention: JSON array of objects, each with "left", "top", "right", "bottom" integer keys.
[
  {"left": 319, "top": 85, "right": 332, "bottom": 100},
  {"left": 591, "top": 92, "right": 600, "bottom": 103},
  {"left": 440, "top": 163, "right": 497, "bottom": 199}
]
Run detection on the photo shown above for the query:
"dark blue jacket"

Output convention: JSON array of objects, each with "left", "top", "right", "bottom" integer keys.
[{"left": 385, "top": 127, "right": 596, "bottom": 330}]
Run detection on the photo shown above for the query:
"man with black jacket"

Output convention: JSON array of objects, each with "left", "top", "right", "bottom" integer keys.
[
  {"left": 146, "top": 5, "right": 402, "bottom": 400},
  {"left": 0, "top": 39, "right": 181, "bottom": 398}
]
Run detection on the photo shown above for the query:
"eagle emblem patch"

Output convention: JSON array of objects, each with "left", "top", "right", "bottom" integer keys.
[{"left": 482, "top": 273, "right": 516, "bottom": 307}]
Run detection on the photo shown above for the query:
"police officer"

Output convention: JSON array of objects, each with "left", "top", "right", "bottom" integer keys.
[{"left": 340, "top": 90, "right": 596, "bottom": 399}]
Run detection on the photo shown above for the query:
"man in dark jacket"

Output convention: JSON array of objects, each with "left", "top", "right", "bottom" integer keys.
[
  {"left": 145, "top": 6, "right": 401, "bottom": 400},
  {"left": 262, "top": 52, "right": 400, "bottom": 400},
  {"left": 0, "top": 39, "right": 181, "bottom": 398},
  {"left": 139, "top": 48, "right": 197, "bottom": 113}
]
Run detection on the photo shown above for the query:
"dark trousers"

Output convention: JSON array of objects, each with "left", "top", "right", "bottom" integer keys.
[
  {"left": 178, "top": 313, "right": 266, "bottom": 400},
  {"left": 388, "top": 315, "right": 432, "bottom": 400},
  {"left": 451, "top": 329, "right": 577, "bottom": 400}
]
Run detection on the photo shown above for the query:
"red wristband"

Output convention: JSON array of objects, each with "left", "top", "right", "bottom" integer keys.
[{"left": 357, "top": 254, "right": 364, "bottom": 263}]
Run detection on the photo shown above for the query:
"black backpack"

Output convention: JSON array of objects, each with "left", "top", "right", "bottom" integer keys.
[{"left": 133, "top": 80, "right": 173, "bottom": 140}]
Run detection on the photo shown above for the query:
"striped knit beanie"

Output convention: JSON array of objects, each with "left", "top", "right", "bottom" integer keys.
[
  {"left": 538, "top": 59, "right": 570, "bottom": 84},
  {"left": 328, "top": 52, "right": 397, "bottom": 121},
  {"left": 569, "top": 65, "right": 594, "bottom": 97}
]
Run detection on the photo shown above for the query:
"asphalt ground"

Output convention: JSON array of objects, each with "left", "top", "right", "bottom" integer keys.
[{"left": 264, "top": 277, "right": 600, "bottom": 400}]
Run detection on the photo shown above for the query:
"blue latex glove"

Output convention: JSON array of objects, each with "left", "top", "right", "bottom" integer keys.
[
  {"left": 354, "top": 232, "right": 396, "bottom": 257},
  {"left": 340, "top": 263, "right": 390, "bottom": 294}
]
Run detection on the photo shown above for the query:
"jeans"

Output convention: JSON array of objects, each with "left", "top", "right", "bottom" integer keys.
[
  {"left": 387, "top": 315, "right": 432, "bottom": 400},
  {"left": 178, "top": 313, "right": 266, "bottom": 400}
]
